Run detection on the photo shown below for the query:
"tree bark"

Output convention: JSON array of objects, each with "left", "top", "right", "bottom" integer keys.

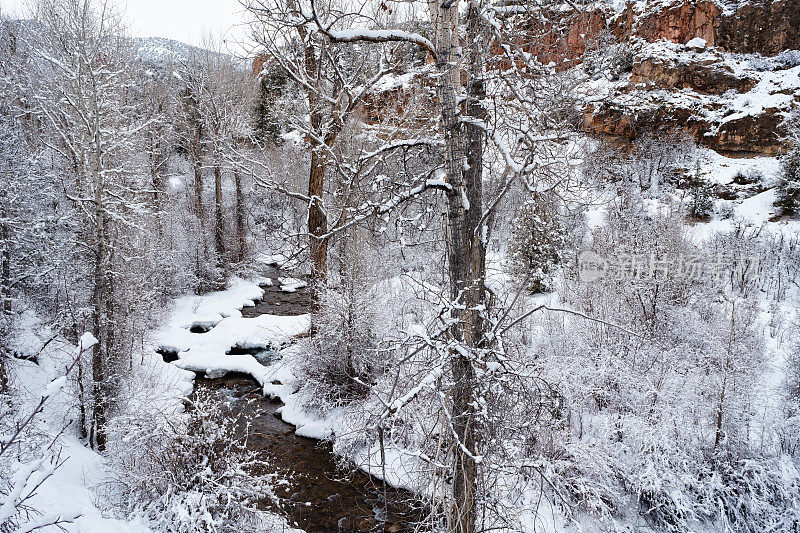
[
  {"left": 0, "top": 192, "right": 11, "bottom": 317},
  {"left": 308, "top": 147, "right": 328, "bottom": 315},
  {"left": 298, "top": 20, "right": 330, "bottom": 317},
  {"left": 149, "top": 140, "right": 166, "bottom": 239},
  {"left": 429, "top": 1, "right": 487, "bottom": 531},
  {"left": 214, "top": 158, "right": 225, "bottom": 265},
  {"left": 234, "top": 166, "right": 246, "bottom": 262},
  {"left": 193, "top": 121, "right": 204, "bottom": 220},
  {"left": 89, "top": 82, "right": 113, "bottom": 450},
  {"left": 91, "top": 154, "right": 110, "bottom": 452}
]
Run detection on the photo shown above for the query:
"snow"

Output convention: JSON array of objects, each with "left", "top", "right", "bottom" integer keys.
[
  {"left": 78, "top": 332, "right": 98, "bottom": 351},
  {"left": 686, "top": 37, "right": 707, "bottom": 50},
  {"left": 2, "top": 278, "right": 317, "bottom": 532},
  {"left": 19, "top": 436, "right": 152, "bottom": 533},
  {"left": 153, "top": 278, "right": 311, "bottom": 390},
  {"left": 278, "top": 276, "right": 308, "bottom": 293},
  {"left": 578, "top": 40, "right": 800, "bottom": 144},
  {"left": 254, "top": 251, "right": 301, "bottom": 270},
  {"left": 327, "top": 29, "right": 434, "bottom": 54},
  {"left": 698, "top": 148, "right": 781, "bottom": 185},
  {"left": 280, "top": 129, "right": 305, "bottom": 146},
  {"left": 2, "top": 310, "right": 153, "bottom": 533},
  {"left": 373, "top": 71, "right": 417, "bottom": 92},
  {"left": 41, "top": 376, "right": 67, "bottom": 399}
]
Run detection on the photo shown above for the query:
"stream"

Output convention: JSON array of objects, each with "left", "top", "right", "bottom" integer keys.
[{"left": 186, "top": 267, "right": 423, "bottom": 532}]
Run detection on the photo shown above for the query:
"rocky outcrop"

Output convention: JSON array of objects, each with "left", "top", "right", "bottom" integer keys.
[
  {"left": 631, "top": 54, "right": 756, "bottom": 95},
  {"left": 578, "top": 7, "right": 800, "bottom": 156},
  {"left": 613, "top": 1, "right": 721, "bottom": 49},
  {"left": 708, "top": 112, "right": 786, "bottom": 154},
  {"left": 582, "top": 98, "right": 789, "bottom": 155},
  {"left": 717, "top": 1, "right": 800, "bottom": 56}
]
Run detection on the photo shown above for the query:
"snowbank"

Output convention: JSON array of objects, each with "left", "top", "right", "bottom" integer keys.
[{"left": 153, "top": 278, "right": 310, "bottom": 391}]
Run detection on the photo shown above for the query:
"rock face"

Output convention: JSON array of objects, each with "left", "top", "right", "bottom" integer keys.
[
  {"left": 611, "top": 0, "right": 800, "bottom": 56},
  {"left": 615, "top": 1, "right": 722, "bottom": 48},
  {"left": 500, "top": 0, "right": 800, "bottom": 70},
  {"left": 709, "top": 112, "right": 786, "bottom": 154},
  {"left": 582, "top": 92, "right": 791, "bottom": 156},
  {"left": 580, "top": 36, "right": 799, "bottom": 155},
  {"left": 716, "top": 1, "right": 800, "bottom": 56}
]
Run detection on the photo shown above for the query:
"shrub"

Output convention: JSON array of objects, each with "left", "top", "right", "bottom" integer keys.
[
  {"left": 583, "top": 36, "right": 638, "bottom": 81},
  {"left": 689, "top": 181, "right": 715, "bottom": 220},
  {"left": 302, "top": 252, "right": 383, "bottom": 406},
  {"left": 110, "top": 390, "right": 275, "bottom": 532},
  {"left": 732, "top": 168, "right": 763, "bottom": 186},
  {"left": 717, "top": 202, "right": 735, "bottom": 219}
]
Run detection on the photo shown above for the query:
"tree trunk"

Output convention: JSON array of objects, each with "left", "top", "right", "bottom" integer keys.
[
  {"left": 90, "top": 117, "right": 111, "bottom": 451},
  {"left": 234, "top": 166, "right": 246, "bottom": 262},
  {"left": 0, "top": 351, "right": 7, "bottom": 394},
  {"left": 91, "top": 185, "right": 109, "bottom": 451},
  {"left": 430, "top": 1, "right": 487, "bottom": 531},
  {"left": 150, "top": 146, "right": 166, "bottom": 239},
  {"left": 193, "top": 123, "right": 204, "bottom": 220},
  {"left": 77, "top": 353, "right": 87, "bottom": 440},
  {"left": 0, "top": 193, "right": 10, "bottom": 316},
  {"left": 214, "top": 158, "right": 225, "bottom": 265},
  {"left": 299, "top": 25, "right": 329, "bottom": 317},
  {"left": 308, "top": 147, "right": 328, "bottom": 316}
]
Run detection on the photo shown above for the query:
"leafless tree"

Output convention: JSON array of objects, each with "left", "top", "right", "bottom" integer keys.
[{"left": 28, "top": 0, "right": 143, "bottom": 450}]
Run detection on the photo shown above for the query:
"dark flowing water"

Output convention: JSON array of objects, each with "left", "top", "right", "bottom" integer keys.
[{"left": 190, "top": 267, "right": 424, "bottom": 532}]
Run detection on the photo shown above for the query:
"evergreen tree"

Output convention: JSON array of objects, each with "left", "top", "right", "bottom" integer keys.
[
  {"left": 509, "top": 198, "right": 566, "bottom": 293},
  {"left": 254, "top": 64, "right": 287, "bottom": 144},
  {"left": 688, "top": 163, "right": 714, "bottom": 220},
  {"left": 775, "top": 148, "right": 800, "bottom": 216}
]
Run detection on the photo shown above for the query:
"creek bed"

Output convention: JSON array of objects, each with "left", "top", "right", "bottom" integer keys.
[{"left": 190, "top": 268, "right": 424, "bottom": 532}]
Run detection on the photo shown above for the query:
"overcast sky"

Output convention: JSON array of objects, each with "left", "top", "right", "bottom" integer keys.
[{"left": 0, "top": 0, "right": 250, "bottom": 47}]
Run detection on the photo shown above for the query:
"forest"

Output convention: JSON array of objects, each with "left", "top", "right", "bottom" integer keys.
[{"left": 1, "top": 0, "right": 800, "bottom": 531}]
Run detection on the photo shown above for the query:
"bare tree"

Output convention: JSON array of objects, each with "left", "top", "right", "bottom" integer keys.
[
  {"left": 242, "top": 0, "right": 447, "bottom": 313},
  {"left": 29, "top": 0, "right": 142, "bottom": 451},
  {"left": 276, "top": 1, "right": 586, "bottom": 530}
]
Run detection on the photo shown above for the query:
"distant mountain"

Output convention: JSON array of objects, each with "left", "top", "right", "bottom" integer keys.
[
  {"left": 133, "top": 36, "right": 240, "bottom": 70},
  {"left": 132, "top": 37, "right": 250, "bottom": 79}
]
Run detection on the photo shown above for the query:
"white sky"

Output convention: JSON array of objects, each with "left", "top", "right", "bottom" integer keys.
[{"left": 0, "top": 0, "right": 250, "bottom": 48}]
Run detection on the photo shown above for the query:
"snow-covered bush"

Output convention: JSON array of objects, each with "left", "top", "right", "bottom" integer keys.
[
  {"left": 527, "top": 189, "right": 792, "bottom": 530},
  {"left": 775, "top": 49, "right": 800, "bottom": 70},
  {"left": 717, "top": 202, "right": 735, "bottom": 219},
  {"left": 508, "top": 196, "right": 566, "bottom": 294},
  {"left": 583, "top": 35, "right": 638, "bottom": 81},
  {"left": 706, "top": 453, "right": 800, "bottom": 532},
  {"left": 732, "top": 168, "right": 763, "bottom": 186},
  {"left": 302, "top": 239, "right": 384, "bottom": 406},
  {"left": 630, "top": 131, "right": 697, "bottom": 195},
  {"left": 254, "top": 64, "right": 288, "bottom": 143},
  {"left": 689, "top": 182, "right": 714, "bottom": 220},
  {"left": 110, "top": 390, "right": 274, "bottom": 532}
]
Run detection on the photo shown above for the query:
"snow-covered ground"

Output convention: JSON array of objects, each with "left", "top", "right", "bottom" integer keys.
[
  {"left": 3, "top": 141, "right": 797, "bottom": 532},
  {"left": 3, "top": 311, "right": 152, "bottom": 532}
]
